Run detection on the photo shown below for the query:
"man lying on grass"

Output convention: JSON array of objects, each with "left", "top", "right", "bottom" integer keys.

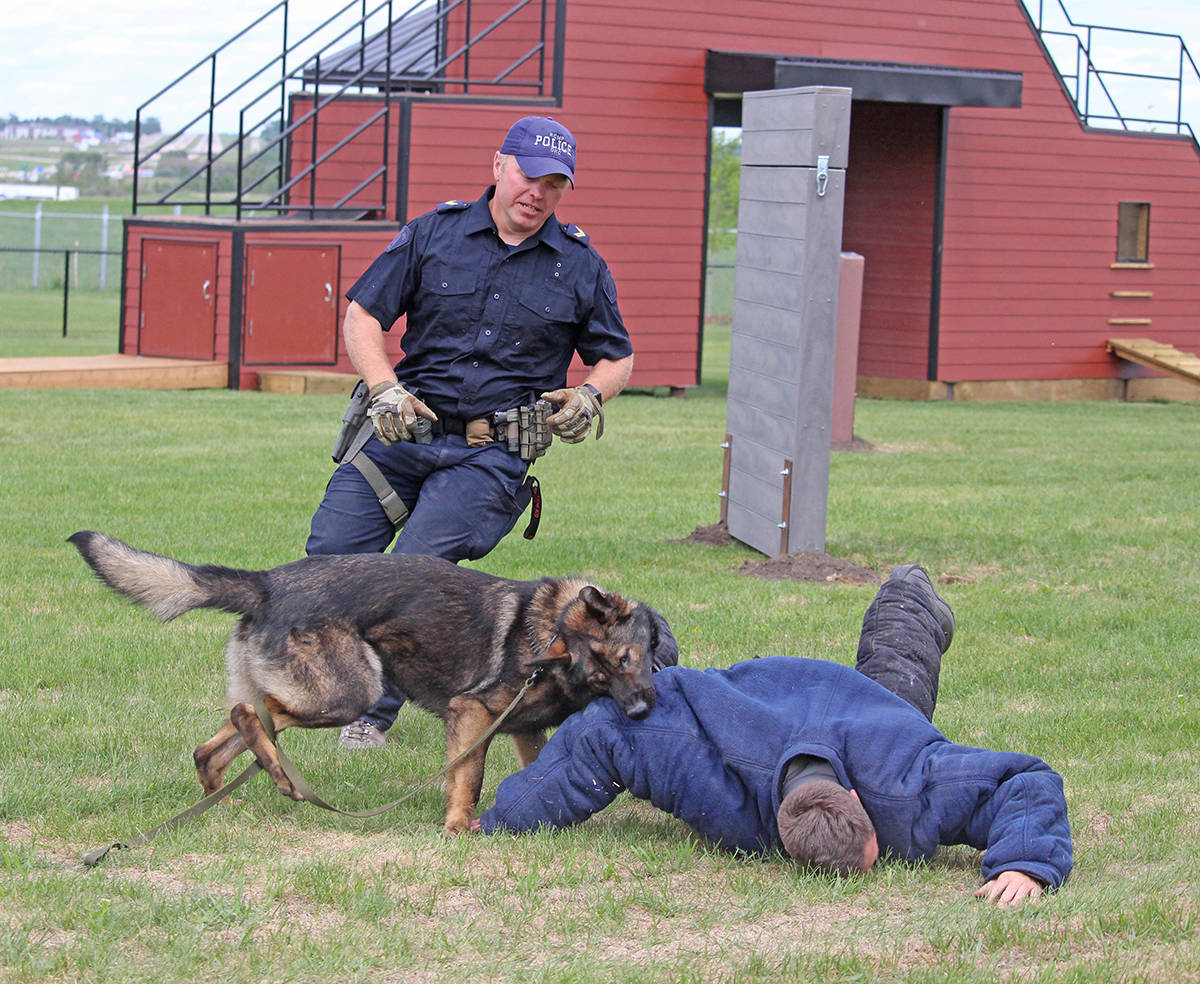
[{"left": 474, "top": 565, "right": 1072, "bottom": 905}]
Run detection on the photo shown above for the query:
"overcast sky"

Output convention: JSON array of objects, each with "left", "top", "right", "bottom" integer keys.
[{"left": 3, "top": 0, "right": 1198, "bottom": 131}]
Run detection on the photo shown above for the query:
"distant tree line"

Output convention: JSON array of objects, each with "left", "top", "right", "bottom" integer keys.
[{"left": 6, "top": 113, "right": 162, "bottom": 136}]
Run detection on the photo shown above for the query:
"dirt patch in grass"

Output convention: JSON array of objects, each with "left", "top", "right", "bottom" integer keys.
[
  {"left": 738, "top": 552, "right": 880, "bottom": 584},
  {"left": 680, "top": 523, "right": 881, "bottom": 584},
  {"left": 832, "top": 435, "right": 877, "bottom": 453}
]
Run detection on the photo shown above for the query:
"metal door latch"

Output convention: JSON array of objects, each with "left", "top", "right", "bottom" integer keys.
[{"left": 816, "top": 155, "right": 830, "bottom": 197}]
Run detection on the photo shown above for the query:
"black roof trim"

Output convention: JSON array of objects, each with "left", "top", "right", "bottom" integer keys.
[{"left": 705, "top": 50, "right": 1022, "bottom": 117}]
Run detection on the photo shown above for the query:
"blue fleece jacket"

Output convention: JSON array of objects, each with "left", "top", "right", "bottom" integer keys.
[{"left": 479, "top": 657, "right": 1073, "bottom": 887}]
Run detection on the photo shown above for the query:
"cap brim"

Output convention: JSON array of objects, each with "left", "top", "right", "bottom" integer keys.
[{"left": 514, "top": 154, "right": 575, "bottom": 187}]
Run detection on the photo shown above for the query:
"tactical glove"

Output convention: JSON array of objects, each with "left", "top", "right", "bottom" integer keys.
[
  {"left": 540, "top": 384, "right": 604, "bottom": 443},
  {"left": 367, "top": 381, "right": 436, "bottom": 444}
]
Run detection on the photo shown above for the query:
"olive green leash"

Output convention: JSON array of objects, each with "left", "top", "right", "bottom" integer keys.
[{"left": 82, "top": 668, "right": 544, "bottom": 867}]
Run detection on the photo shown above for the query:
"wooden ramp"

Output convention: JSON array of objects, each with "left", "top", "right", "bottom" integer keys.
[
  {"left": 1107, "top": 338, "right": 1200, "bottom": 386},
  {"left": 0, "top": 355, "right": 227, "bottom": 390}
]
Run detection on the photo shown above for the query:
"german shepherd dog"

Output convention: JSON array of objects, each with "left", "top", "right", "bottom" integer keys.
[{"left": 69, "top": 530, "right": 672, "bottom": 835}]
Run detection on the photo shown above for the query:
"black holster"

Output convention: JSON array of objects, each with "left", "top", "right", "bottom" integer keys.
[{"left": 331, "top": 380, "right": 372, "bottom": 463}]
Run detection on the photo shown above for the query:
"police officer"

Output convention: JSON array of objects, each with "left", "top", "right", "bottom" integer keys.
[{"left": 306, "top": 116, "right": 637, "bottom": 749}]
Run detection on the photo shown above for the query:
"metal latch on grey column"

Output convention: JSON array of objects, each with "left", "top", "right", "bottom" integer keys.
[{"left": 816, "top": 155, "right": 829, "bottom": 197}]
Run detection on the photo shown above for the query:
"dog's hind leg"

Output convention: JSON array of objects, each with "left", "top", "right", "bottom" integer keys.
[
  {"left": 508, "top": 730, "right": 548, "bottom": 767},
  {"left": 228, "top": 701, "right": 302, "bottom": 801},
  {"left": 194, "top": 719, "right": 248, "bottom": 794},
  {"left": 442, "top": 697, "right": 497, "bottom": 836}
]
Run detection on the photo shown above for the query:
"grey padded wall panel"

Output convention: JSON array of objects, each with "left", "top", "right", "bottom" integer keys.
[
  {"left": 724, "top": 86, "right": 851, "bottom": 556},
  {"left": 737, "top": 87, "right": 850, "bottom": 167}
]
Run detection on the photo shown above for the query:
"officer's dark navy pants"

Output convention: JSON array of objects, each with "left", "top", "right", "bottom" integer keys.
[
  {"left": 854, "top": 570, "right": 952, "bottom": 722},
  {"left": 306, "top": 433, "right": 530, "bottom": 731}
]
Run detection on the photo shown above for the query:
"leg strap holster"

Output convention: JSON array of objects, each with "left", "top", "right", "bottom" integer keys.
[
  {"left": 331, "top": 380, "right": 410, "bottom": 531},
  {"left": 349, "top": 451, "right": 410, "bottom": 530}
]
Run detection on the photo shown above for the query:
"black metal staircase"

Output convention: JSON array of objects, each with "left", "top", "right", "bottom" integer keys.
[
  {"left": 1022, "top": 0, "right": 1199, "bottom": 152},
  {"left": 132, "top": 0, "right": 566, "bottom": 218}
]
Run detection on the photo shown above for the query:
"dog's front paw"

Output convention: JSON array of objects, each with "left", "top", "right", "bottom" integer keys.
[{"left": 441, "top": 814, "right": 471, "bottom": 836}]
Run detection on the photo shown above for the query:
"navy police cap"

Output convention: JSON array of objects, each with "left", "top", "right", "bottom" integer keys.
[{"left": 500, "top": 116, "right": 576, "bottom": 187}]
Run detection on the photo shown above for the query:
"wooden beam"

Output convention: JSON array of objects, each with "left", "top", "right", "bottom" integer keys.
[{"left": 1107, "top": 338, "right": 1200, "bottom": 387}]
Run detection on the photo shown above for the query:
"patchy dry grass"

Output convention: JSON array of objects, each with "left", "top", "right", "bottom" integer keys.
[{"left": 1, "top": 387, "right": 1198, "bottom": 982}]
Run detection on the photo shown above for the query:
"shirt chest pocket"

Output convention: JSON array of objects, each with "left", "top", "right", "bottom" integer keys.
[
  {"left": 422, "top": 263, "right": 480, "bottom": 334},
  {"left": 517, "top": 284, "right": 578, "bottom": 325},
  {"left": 426, "top": 264, "right": 477, "bottom": 298}
]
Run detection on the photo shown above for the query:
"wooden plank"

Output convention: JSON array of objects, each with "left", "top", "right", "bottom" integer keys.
[
  {"left": 0, "top": 355, "right": 227, "bottom": 390},
  {"left": 258, "top": 370, "right": 358, "bottom": 395}
]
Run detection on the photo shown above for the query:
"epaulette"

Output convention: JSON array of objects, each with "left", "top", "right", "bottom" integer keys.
[
  {"left": 436, "top": 200, "right": 470, "bottom": 213},
  {"left": 562, "top": 222, "right": 590, "bottom": 246}
]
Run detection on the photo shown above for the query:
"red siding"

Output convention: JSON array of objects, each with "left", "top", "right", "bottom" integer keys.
[
  {"left": 842, "top": 102, "right": 940, "bottom": 379},
  {"left": 439, "top": 0, "right": 558, "bottom": 96},
  {"left": 287, "top": 96, "right": 391, "bottom": 215},
  {"left": 152, "top": 0, "right": 1200, "bottom": 389},
  {"left": 406, "top": 0, "right": 1196, "bottom": 386}
]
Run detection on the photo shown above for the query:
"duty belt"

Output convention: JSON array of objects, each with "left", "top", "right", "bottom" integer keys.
[{"left": 427, "top": 400, "right": 553, "bottom": 462}]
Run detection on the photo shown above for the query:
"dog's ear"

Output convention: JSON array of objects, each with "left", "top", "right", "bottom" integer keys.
[{"left": 578, "top": 585, "right": 632, "bottom": 625}]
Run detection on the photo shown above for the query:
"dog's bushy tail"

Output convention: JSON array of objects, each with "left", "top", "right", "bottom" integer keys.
[{"left": 68, "top": 530, "right": 267, "bottom": 621}]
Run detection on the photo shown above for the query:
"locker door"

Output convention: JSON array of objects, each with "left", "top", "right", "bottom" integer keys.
[
  {"left": 242, "top": 244, "right": 340, "bottom": 365},
  {"left": 139, "top": 239, "right": 218, "bottom": 359}
]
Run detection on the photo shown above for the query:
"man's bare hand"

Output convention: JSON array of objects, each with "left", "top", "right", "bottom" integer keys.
[{"left": 975, "top": 870, "right": 1044, "bottom": 906}]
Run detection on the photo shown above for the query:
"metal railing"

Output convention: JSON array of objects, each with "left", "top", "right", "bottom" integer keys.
[
  {"left": 0, "top": 247, "right": 122, "bottom": 338},
  {"left": 1023, "top": 0, "right": 1199, "bottom": 150},
  {"left": 132, "top": 0, "right": 566, "bottom": 219}
]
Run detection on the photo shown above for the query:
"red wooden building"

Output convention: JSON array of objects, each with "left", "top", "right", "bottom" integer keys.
[{"left": 122, "top": 0, "right": 1200, "bottom": 398}]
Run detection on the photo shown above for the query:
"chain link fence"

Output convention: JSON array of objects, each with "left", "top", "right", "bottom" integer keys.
[
  {"left": 0, "top": 203, "right": 132, "bottom": 347},
  {"left": 0, "top": 203, "right": 126, "bottom": 290}
]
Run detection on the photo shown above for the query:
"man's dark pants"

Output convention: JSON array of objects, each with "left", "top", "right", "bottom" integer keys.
[{"left": 854, "top": 568, "right": 951, "bottom": 722}]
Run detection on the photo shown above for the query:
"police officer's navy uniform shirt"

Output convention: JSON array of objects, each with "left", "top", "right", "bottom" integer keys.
[{"left": 346, "top": 187, "right": 632, "bottom": 421}]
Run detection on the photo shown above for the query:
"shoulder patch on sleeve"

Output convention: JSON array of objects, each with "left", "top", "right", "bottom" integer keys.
[
  {"left": 563, "top": 223, "right": 590, "bottom": 246},
  {"left": 384, "top": 224, "right": 413, "bottom": 252},
  {"left": 436, "top": 200, "right": 469, "bottom": 213},
  {"left": 602, "top": 268, "right": 618, "bottom": 304}
]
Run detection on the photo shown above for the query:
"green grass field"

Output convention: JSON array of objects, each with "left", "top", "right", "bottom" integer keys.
[
  {"left": 0, "top": 288, "right": 122, "bottom": 356},
  {"left": 1, "top": 328, "right": 1198, "bottom": 980}
]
